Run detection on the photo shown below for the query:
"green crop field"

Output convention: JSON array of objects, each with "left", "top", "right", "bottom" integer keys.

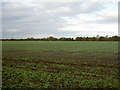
[{"left": 2, "top": 41, "right": 119, "bottom": 88}]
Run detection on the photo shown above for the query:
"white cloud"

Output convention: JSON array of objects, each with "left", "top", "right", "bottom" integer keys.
[
  {"left": 6, "top": 29, "right": 20, "bottom": 33},
  {"left": 2, "top": 1, "right": 118, "bottom": 38},
  {"left": 46, "top": 6, "right": 71, "bottom": 15}
]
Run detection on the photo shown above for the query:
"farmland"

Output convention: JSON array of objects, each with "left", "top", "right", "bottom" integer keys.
[{"left": 2, "top": 41, "right": 119, "bottom": 88}]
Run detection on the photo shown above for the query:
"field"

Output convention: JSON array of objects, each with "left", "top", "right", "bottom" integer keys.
[{"left": 2, "top": 41, "right": 119, "bottom": 88}]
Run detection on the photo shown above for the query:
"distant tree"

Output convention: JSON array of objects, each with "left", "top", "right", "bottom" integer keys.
[
  {"left": 41, "top": 38, "right": 47, "bottom": 41},
  {"left": 47, "top": 36, "right": 56, "bottom": 41},
  {"left": 81, "top": 37, "right": 86, "bottom": 41},
  {"left": 71, "top": 38, "right": 74, "bottom": 41},
  {"left": 111, "top": 36, "right": 120, "bottom": 41},
  {"left": 27, "top": 37, "right": 34, "bottom": 41},
  {"left": 75, "top": 37, "right": 84, "bottom": 41},
  {"left": 75, "top": 37, "right": 80, "bottom": 41},
  {"left": 2, "top": 35, "right": 120, "bottom": 41},
  {"left": 86, "top": 37, "right": 91, "bottom": 41},
  {"left": 92, "top": 37, "right": 97, "bottom": 41},
  {"left": 65, "top": 38, "right": 74, "bottom": 41},
  {"left": 99, "top": 36, "right": 106, "bottom": 41},
  {"left": 59, "top": 37, "right": 66, "bottom": 41}
]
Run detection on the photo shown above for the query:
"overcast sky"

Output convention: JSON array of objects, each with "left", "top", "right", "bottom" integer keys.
[{"left": 1, "top": 0, "right": 119, "bottom": 39}]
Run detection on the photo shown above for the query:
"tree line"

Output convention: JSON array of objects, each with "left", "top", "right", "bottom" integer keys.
[{"left": 1, "top": 35, "right": 120, "bottom": 41}]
